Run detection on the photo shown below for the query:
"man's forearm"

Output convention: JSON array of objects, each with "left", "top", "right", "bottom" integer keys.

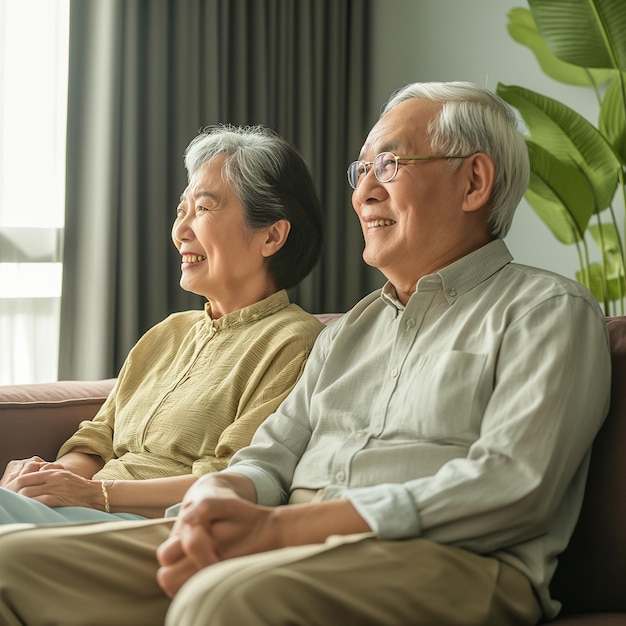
[{"left": 271, "top": 498, "right": 373, "bottom": 547}]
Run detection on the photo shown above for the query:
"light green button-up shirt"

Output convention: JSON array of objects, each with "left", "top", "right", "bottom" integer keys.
[{"left": 226, "top": 239, "right": 611, "bottom": 619}]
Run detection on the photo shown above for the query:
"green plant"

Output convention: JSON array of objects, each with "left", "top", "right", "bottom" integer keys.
[{"left": 496, "top": 0, "right": 626, "bottom": 314}]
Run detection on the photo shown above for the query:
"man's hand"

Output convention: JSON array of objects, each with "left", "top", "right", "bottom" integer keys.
[
  {"left": 155, "top": 472, "right": 372, "bottom": 598},
  {"left": 156, "top": 476, "right": 279, "bottom": 597},
  {"left": 155, "top": 525, "right": 217, "bottom": 597},
  {"left": 181, "top": 495, "right": 281, "bottom": 559}
]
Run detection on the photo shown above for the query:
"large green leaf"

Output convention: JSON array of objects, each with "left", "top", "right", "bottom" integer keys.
[
  {"left": 524, "top": 141, "right": 595, "bottom": 244},
  {"left": 589, "top": 222, "right": 626, "bottom": 279},
  {"left": 528, "top": 0, "right": 626, "bottom": 71},
  {"left": 497, "top": 83, "right": 620, "bottom": 210},
  {"left": 507, "top": 8, "right": 613, "bottom": 86},
  {"left": 576, "top": 262, "right": 623, "bottom": 301},
  {"left": 599, "top": 72, "right": 626, "bottom": 164},
  {"left": 505, "top": 0, "right": 626, "bottom": 308}
]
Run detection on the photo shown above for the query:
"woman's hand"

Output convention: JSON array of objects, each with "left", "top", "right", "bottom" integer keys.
[
  {"left": 0, "top": 456, "right": 58, "bottom": 489},
  {"left": 4, "top": 466, "right": 104, "bottom": 509},
  {"left": 2, "top": 451, "right": 105, "bottom": 492}
]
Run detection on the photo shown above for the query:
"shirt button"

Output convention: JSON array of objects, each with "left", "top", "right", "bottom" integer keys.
[
  {"left": 336, "top": 471, "right": 346, "bottom": 482},
  {"left": 406, "top": 318, "right": 416, "bottom": 329},
  {"left": 448, "top": 289, "right": 457, "bottom": 297},
  {"left": 391, "top": 368, "right": 398, "bottom": 378},
  {"left": 356, "top": 431, "right": 366, "bottom": 437}
]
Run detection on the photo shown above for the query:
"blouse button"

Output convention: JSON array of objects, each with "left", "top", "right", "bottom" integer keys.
[{"left": 335, "top": 471, "right": 346, "bottom": 483}]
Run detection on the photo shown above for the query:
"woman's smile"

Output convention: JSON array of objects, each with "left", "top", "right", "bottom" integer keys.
[{"left": 181, "top": 254, "right": 207, "bottom": 265}]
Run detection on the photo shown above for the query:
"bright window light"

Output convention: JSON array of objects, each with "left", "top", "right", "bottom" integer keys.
[
  {"left": 0, "top": 0, "right": 69, "bottom": 383},
  {"left": 0, "top": 0, "right": 69, "bottom": 230},
  {"left": 0, "top": 264, "right": 63, "bottom": 298}
]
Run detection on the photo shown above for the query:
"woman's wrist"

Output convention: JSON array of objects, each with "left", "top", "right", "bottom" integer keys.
[{"left": 96, "top": 479, "right": 115, "bottom": 512}]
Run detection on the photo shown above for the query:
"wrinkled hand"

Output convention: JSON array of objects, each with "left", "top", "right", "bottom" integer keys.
[
  {"left": 0, "top": 456, "right": 61, "bottom": 489},
  {"left": 156, "top": 492, "right": 279, "bottom": 598},
  {"left": 1, "top": 464, "right": 99, "bottom": 508}
]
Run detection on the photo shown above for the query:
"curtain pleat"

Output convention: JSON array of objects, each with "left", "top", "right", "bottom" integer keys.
[{"left": 60, "top": 0, "right": 376, "bottom": 380}]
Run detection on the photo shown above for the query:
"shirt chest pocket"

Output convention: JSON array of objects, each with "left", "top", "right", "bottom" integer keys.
[{"left": 390, "top": 350, "right": 489, "bottom": 442}]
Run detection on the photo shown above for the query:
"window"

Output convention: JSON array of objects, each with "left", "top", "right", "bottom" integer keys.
[{"left": 0, "top": 0, "right": 69, "bottom": 384}]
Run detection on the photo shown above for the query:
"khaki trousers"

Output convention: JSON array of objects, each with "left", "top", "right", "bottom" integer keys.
[
  {"left": 0, "top": 519, "right": 173, "bottom": 626},
  {"left": 0, "top": 519, "right": 542, "bottom": 626}
]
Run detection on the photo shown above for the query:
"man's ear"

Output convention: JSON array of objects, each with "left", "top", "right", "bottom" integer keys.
[
  {"left": 262, "top": 219, "right": 291, "bottom": 257},
  {"left": 462, "top": 153, "right": 495, "bottom": 214}
]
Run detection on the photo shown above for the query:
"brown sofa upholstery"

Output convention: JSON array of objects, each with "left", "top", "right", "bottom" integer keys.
[{"left": 0, "top": 314, "right": 624, "bottom": 624}]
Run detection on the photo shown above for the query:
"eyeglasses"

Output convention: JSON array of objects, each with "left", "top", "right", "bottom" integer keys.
[{"left": 347, "top": 151, "right": 473, "bottom": 189}]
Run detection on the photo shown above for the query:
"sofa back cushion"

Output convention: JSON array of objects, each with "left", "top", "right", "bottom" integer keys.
[
  {"left": 549, "top": 316, "right": 626, "bottom": 614},
  {"left": 0, "top": 379, "right": 116, "bottom": 471}
]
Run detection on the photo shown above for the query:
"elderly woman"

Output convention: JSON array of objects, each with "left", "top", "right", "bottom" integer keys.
[{"left": 0, "top": 124, "right": 324, "bottom": 523}]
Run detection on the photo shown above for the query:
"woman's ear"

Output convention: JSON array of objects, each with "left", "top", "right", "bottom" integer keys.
[
  {"left": 462, "top": 153, "right": 495, "bottom": 214},
  {"left": 262, "top": 219, "right": 291, "bottom": 257}
]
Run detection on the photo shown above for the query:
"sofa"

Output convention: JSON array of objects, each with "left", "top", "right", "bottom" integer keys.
[{"left": 0, "top": 313, "right": 624, "bottom": 625}]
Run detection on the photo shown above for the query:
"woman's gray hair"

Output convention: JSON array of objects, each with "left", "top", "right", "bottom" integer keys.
[
  {"left": 184, "top": 124, "right": 323, "bottom": 291},
  {"left": 382, "top": 82, "right": 529, "bottom": 239}
]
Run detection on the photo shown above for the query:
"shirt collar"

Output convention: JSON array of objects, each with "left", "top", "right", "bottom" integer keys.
[
  {"left": 381, "top": 282, "right": 406, "bottom": 313},
  {"left": 203, "top": 289, "right": 291, "bottom": 331},
  {"left": 380, "top": 239, "right": 513, "bottom": 309},
  {"left": 435, "top": 239, "right": 513, "bottom": 303}
]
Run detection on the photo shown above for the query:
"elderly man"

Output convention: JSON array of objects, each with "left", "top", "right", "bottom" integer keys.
[{"left": 0, "top": 82, "right": 610, "bottom": 626}]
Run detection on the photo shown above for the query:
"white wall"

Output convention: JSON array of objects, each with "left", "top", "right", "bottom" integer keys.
[{"left": 368, "top": 0, "right": 602, "bottom": 280}]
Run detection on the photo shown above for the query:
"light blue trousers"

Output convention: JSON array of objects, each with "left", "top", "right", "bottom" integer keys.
[{"left": 0, "top": 487, "right": 145, "bottom": 524}]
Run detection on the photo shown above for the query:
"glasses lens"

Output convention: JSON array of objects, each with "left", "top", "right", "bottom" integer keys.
[
  {"left": 347, "top": 161, "right": 366, "bottom": 189},
  {"left": 374, "top": 152, "right": 398, "bottom": 183}
]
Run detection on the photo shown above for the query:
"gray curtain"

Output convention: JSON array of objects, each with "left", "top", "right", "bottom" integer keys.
[{"left": 59, "top": 0, "right": 378, "bottom": 380}]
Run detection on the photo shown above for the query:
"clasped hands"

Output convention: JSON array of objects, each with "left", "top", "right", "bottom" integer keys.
[
  {"left": 156, "top": 476, "right": 281, "bottom": 598},
  {"left": 0, "top": 456, "right": 98, "bottom": 508}
]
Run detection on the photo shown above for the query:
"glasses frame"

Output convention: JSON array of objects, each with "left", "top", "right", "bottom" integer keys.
[{"left": 347, "top": 151, "right": 473, "bottom": 189}]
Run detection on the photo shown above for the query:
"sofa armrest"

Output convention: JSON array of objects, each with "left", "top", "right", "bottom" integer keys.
[
  {"left": 0, "top": 379, "right": 116, "bottom": 471},
  {"left": 549, "top": 316, "right": 626, "bottom": 620}
]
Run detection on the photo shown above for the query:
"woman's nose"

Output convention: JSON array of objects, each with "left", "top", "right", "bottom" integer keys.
[{"left": 172, "top": 211, "right": 193, "bottom": 244}]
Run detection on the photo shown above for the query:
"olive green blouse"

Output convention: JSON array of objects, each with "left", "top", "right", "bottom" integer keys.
[{"left": 57, "top": 290, "right": 324, "bottom": 480}]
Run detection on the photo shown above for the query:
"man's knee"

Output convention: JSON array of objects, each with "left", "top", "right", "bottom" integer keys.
[{"left": 168, "top": 562, "right": 301, "bottom": 626}]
